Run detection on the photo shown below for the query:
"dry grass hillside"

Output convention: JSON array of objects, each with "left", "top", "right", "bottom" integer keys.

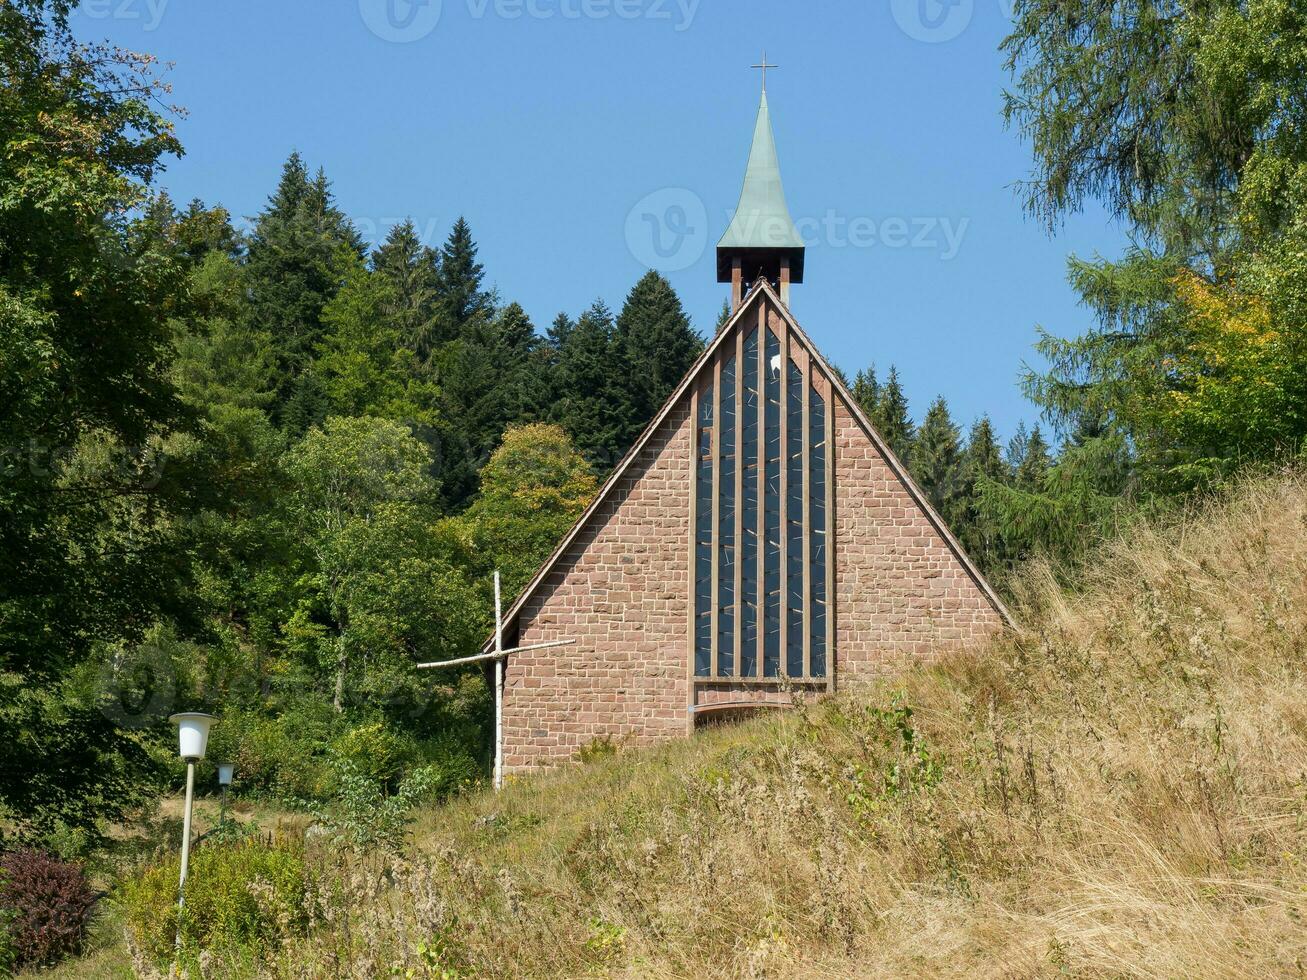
[{"left": 113, "top": 472, "right": 1307, "bottom": 978}]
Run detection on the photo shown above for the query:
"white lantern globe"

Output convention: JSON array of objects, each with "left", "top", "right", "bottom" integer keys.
[
  {"left": 169, "top": 712, "right": 216, "bottom": 762},
  {"left": 216, "top": 763, "right": 235, "bottom": 786}
]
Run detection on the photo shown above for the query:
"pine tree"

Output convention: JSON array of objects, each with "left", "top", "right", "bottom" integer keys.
[
  {"left": 1015, "top": 425, "right": 1052, "bottom": 490},
  {"left": 436, "top": 216, "right": 491, "bottom": 342},
  {"left": 912, "top": 396, "right": 963, "bottom": 523},
  {"left": 438, "top": 302, "right": 548, "bottom": 510},
  {"left": 1005, "top": 420, "right": 1030, "bottom": 474},
  {"left": 178, "top": 197, "right": 242, "bottom": 264},
  {"left": 873, "top": 366, "right": 915, "bottom": 465},
  {"left": 316, "top": 267, "right": 440, "bottom": 426},
  {"left": 372, "top": 219, "right": 441, "bottom": 365},
  {"left": 616, "top": 271, "right": 703, "bottom": 446},
  {"left": 243, "top": 152, "right": 364, "bottom": 431},
  {"left": 851, "top": 364, "right": 880, "bottom": 421},
  {"left": 715, "top": 299, "right": 733, "bottom": 331},
  {"left": 957, "top": 415, "right": 1008, "bottom": 570},
  {"left": 551, "top": 300, "right": 631, "bottom": 469},
  {"left": 547, "top": 312, "right": 575, "bottom": 349}
]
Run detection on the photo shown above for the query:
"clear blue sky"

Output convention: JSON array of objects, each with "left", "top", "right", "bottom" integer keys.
[{"left": 73, "top": 0, "right": 1125, "bottom": 444}]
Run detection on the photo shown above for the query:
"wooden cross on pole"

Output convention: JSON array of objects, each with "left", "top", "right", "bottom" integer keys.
[
  {"left": 415, "top": 570, "right": 576, "bottom": 792},
  {"left": 751, "top": 50, "right": 778, "bottom": 92}
]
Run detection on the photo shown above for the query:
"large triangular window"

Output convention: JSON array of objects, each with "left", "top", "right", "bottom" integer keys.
[{"left": 691, "top": 309, "right": 833, "bottom": 682}]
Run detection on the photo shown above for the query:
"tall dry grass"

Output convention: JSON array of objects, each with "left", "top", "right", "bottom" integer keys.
[{"left": 208, "top": 473, "right": 1307, "bottom": 978}]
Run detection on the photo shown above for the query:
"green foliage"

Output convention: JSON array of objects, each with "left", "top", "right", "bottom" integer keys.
[
  {"left": 328, "top": 722, "right": 418, "bottom": 791},
  {"left": 1003, "top": 0, "right": 1307, "bottom": 511},
  {"left": 911, "top": 397, "right": 963, "bottom": 521},
  {"left": 458, "top": 423, "right": 597, "bottom": 602},
  {"left": 436, "top": 217, "right": 492, "bottom": 342},
  {"left": 0, "top": 0, "right": 191, "bottom": 843},
  {"left": 576, "top": 735, "right": 619, "bottom": 764},
  {"left": 850, "top": 363, "right": 881, "bottom": 420},
  {"left": 118, "top": 836, "right": 309, "bottom": 968},
  {"left": 204, "top": 703, "right": 339, "bottom": 799},
  {"left": 243, "top": 152, "right": 364, "bottom": 431},
  {"left": 317, "top": 267, "right": 441, "bottom": 426},
  {"left": 437, "top": 302, "right": 549, "bottom": 509},
  {"left": 0, "top": 906, "right": 13, "bottom": 979},
  {"left": 299, "top": 759, "right": 443, "bottom": 852},
  {"left": 372, "top": 218, "right": 442, "bottom": 364},
  {"left": 616, "top": 271, "right": 704, "bottom": 446},
  {"left": 839, "top": 693, "right": 942, "bottom": 821},
  {"left": 956, "top": 417, "right": 1010, "bottom": 570},
  {"left": 550, "top": 300, "right": 633, "bottom": 468},
  {"left": 868, "top": 366, "right": 915, "bottom": 465},
  {"left": 283, "top": 416, "right": 482, "bottom": 713}
]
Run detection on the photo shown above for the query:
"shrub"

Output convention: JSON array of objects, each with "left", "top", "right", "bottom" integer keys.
[
  {"left": 329, "top": 721, "right": 418, "bottom": 791},
  {"left": 118, "top": 836, "right": 309, "bottom": 969},
  {"left": 576, "top": 735, "right": 619, "bottom": 764},
  {"left": 301, "top": 759, "right": 439, "bottom": 852},
  {"left": 206, "top": 704, "right": 337, "bottom": 799},
  {"left": 0, "top": 850, "right": 96, "bottom": 969},
  {"left": 0, "top": 910, "right": 13, "bottom": 978}
]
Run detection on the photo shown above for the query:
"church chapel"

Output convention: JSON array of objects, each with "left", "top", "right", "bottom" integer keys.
[{"left": 489, "top": 86, "right": 1011, "bottom": 772}]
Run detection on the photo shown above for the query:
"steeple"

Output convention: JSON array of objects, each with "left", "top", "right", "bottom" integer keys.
[{"left": 718, "top": 80, "right": 805, "bottom": 309}]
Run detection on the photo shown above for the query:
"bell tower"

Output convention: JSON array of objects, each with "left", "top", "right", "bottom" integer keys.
[{"left": 717, "top": 54, "right": 805, "bottom": 311}]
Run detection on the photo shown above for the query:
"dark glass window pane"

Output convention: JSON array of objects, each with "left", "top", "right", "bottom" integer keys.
[
  {"left": 716, "top": 354, "right": 736, "bottom": 676},
  {"left": 763, "top": 328, "right": 782, "bottom": 677},
  {"left": 694, "top": 379, "right": 714, "bottom": 677},
  {"left": 740, "top": 329, "right": 759, "bottom": 677},
  {"left": 809, "top": 383, "right": 828, "bottom": 678},
  {"left": 785, "top": 359, "right": 804, "bottom": 677}
]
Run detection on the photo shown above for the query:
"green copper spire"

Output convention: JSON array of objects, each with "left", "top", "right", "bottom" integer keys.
[{"left": 717, "top": 89, "right": 806, "bottom": 285}]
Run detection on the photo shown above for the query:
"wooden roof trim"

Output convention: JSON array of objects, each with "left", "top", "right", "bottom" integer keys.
[
  {"left": 481, "top": 280, "right": 1013, "bottom": 651},
  {"left": 754, "top": 281, "right": 1015, "bottom": 626}
]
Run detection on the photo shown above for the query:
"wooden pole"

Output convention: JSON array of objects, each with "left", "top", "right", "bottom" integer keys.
[
  {"left": 493, "top": 571, "right": 504, "bottom": 791},
  {"left": 414, "top": 639, "right": 574, "bottom": 671}
]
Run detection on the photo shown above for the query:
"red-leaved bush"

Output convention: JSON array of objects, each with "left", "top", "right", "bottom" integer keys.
[{"left": 0, "top": 850, "right": 96, "bottom": 967}]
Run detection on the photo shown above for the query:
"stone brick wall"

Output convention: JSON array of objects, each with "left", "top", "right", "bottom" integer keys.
[
  {"left": 831, "top": 398, "right": 1005, "bottom": 685},
  {"left": 502, "top": 401, "right": 693, "bottom": 771},
  {"left": 501, "top": 293, "right": 1004, "bottom": 772}
]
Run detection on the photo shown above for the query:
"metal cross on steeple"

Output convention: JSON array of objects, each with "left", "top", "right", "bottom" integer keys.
[{"left": 751, "top": 50, "right": 779, "bottom": 92}]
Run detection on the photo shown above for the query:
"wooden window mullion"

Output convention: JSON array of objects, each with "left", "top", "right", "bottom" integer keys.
[
  {"left": 733, "top": 327, "right": 744, "bottom": 678},
  {"left": 778, "top": 324, "right": 789, "bottom": 681},
  {"left": 710, "top": 357, "right": 721, "bottom": 678},
  {"left": 755, "top": 307, "right": 766, "bottom": 678},
  {"left": 801, "top": 347, "right": 812, "bottom": 681}
]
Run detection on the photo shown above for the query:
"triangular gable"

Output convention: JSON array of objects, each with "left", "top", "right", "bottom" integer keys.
[{"left": 483, "top": 281, "right": 1012, "bottom": 651}]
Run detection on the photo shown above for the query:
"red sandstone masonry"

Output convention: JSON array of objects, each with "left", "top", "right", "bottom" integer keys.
[
  {"left": 502, "top": 291, "right": 1004, "bottom": 772},
  {"left": 502, "top": 402, "right": 693, "bottom": 771}
]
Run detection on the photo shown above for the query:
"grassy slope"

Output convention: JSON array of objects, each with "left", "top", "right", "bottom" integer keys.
[
  {"left": 59, "top": 473, "right": 1307, "bottom": 978},
  {"left": 270, "top": 471, "right": 1307, "bottom": 979}
]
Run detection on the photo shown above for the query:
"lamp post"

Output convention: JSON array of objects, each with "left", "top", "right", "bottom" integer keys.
[
  {"left": 216, "top": 763, "right": 234, "bottom": 831},
  {"left": 168, "top": 712, "right": 215, "bottom": 954}
]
